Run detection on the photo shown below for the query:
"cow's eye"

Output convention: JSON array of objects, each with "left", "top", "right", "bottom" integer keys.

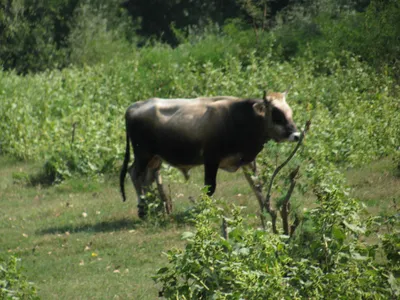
[{"left": 271, "top": 108, "right": 286, "bottom": 125}]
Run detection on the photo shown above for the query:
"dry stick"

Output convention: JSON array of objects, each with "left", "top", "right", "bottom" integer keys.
[
  {"left": 267, "top": 207, "right": 278, "bottom": 234},
  {"left": 242, "top": 166, "right": 266, "bottom": 229},
  {"left": 290, "top": 214, "right": 300, "bottom": 237},
  {"left": 71, "top": 122, "right": 77, "bottom": 147},
  {"left": 252, "top": 19, "right": 259, "bottom": 43},
  {"left": 262, "top": 2, "right": 267, "bottom": 31},
  {"left": 221, "top": 218, "right": 228, "bottom": 240},
  {"left": 264, "top": 120, "right": 311, "bottom": 233},
  {"left": 280, "top": 166, "right": 300, "bottom": 235}
]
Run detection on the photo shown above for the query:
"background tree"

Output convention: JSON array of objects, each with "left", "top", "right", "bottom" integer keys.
[{"left": 0, "top": 0, "right": 79, "bottom": 73}]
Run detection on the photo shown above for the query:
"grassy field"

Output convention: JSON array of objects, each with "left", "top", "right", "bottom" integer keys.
[
  {"left": 1, "top": 1, "right": 399, "bottom": 297},
  {"left": 0, "top": 155, "right": 258, "bottom": 299},
  {"left": 0, "top": 155, "right": 399, "bottom": 299}
]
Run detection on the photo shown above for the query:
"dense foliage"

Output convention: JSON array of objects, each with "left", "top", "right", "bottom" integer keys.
[
  {"left": 1, "top": 0, "right": 399, "bottom": 298},
  {"left": 0, "top": 256, "right": 39, "bottom": 299},
  {"left": 0, "top": 0, "right": 136, "bottom": 73},
  {"left": 1, "top": 1, "right": 399, "bottom": 76},
  {"left": 0, "top": 40, "right": 399, "bottom": 181},
  {"left": 154, "top": 184, "right": 400, "bottom": 298}
]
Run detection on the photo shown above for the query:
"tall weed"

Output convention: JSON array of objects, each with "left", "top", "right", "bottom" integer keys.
[{"left": 0, "top": 34, "right": 399, "bottom": 181}]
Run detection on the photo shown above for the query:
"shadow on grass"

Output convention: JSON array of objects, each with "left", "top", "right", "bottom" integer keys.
[
  {"left": 171, "top": 206, "right": 199, "bottom": 226},
  {"left": 12, "top": 169, "right": 55, "bottom": 187},
  {"left": 38, "top": 218, "right": 142, "bottom": 235}
]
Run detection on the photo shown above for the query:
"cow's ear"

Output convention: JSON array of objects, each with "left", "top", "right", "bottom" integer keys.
[
  {"left": 262, "top": 90, "right": 271, "bottom": 106},
  {"left": 253, "top": 102, "right": 266, "bottom": 117}
]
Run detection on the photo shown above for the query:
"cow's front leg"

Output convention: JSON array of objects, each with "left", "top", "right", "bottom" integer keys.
[
  {"left": 129, "top": 159, "right": 150, "bottom": 219},
  {"left": 204, "top": 162, "right": 219, "bottom": 196}
]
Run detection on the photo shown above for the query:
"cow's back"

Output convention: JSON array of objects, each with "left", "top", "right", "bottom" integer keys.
[
  {"left": 125, "top": 96, "right": 242, "bottom": 141},
  {"left": 125, "top": 96, "right": 265, "bottom": 167}
]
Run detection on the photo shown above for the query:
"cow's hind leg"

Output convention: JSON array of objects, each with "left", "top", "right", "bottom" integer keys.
[{"left": 129, "top": 158, "right": 151, "bottom": 219}]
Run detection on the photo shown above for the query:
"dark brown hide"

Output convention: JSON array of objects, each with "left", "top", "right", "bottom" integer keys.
[{"left": 120, "top": 94, "right": 299, "bottom": 217}]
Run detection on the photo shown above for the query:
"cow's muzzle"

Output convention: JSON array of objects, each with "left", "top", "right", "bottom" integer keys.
[{"left": 288, "top": 132, "right": 300, "bottom": 142}]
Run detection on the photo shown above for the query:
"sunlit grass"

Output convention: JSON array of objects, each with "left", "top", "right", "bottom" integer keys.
[
  {"left": 0, "top": 155, "right": 398, "bottom": 299},
  {"left": 346, "top": 157, "right": 400, "bottom": 215}
]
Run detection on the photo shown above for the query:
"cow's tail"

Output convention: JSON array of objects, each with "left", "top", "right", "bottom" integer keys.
[{"left": 120, "top": 131, "right": 130, "bottom": 202}]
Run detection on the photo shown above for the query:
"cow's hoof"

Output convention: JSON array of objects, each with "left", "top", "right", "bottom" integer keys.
[
  {"left": 138, "top": 204, "right": 148, "bottom": 219},
  {"left": 138, "top": 212, "right": 147, "bottom": 220},
  {"left": 138, "top": 209, "right": 147, "bottom": 220}
]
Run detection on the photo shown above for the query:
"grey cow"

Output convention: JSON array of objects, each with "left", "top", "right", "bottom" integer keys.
[{"left": 120, "top": 91, "right": 300, "bottom": 218}]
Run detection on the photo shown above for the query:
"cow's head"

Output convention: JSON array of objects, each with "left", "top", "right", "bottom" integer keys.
[{"left": 254, "top": 90, "right": 300, "bottom": 142}]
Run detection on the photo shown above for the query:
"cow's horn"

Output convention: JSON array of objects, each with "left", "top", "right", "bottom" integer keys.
[
  {"left": 263, "top": 90, "right": 269, "bottom": 105},
  {"left": 284, "top": 84, "right": 292, "bottom": 95}
]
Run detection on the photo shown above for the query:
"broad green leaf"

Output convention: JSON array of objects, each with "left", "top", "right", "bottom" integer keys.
[{"left": 181, "top": 232, "right": 195, "bottom": 240}]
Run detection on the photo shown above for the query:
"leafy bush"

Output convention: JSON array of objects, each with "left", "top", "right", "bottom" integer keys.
[
  {"left": 0, "top": 0, "right": 138, "bottom": 73},
  {"left": 0, "top": 256, "right": 39, "bottom": 299},
  {"left": 0, "top": 0, "right": 70, "bottom": 73},
  {"left": 154, "top": 181, "right": 399, "bottom": 299},
  {"left": 0, "top": 2, "right": 399, "bottom": 182},
  {"left": 0, "top": 43, "right": 399, "bottom": 182},
  {"left": 272, "top": 0, "right": 400, "bottom": 77},
  {"left": 153, "top": 96, "right": 399, "bottom": 297},
  {"left": 154, "top": 195, "right": 297, "bottom": 299},
  {"left": 68, "top": 0, "right": 137, "bottom": 67}
]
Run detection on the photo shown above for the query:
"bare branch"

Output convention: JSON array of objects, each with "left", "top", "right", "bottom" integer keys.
[
  {"left": 221, "top": 218, "right": 228, "bottom": 240},
  {"left": 290, "top": 214, "right": 300, "bottom": 237},
  {"left": 269, "top": 210, "right": 278, "bottom": 234},
  {"left": 242, "top": 166, "right": 266, "bottom": 229},
  {"left": 242, "top": 166, "right": 264, "bottom": 212},
  {"left": 243, "top": 120, "right": 310, "bottom": 233},
  {"left": 265, "top": 120, "right": 311, "bottom": 211},
  {"left": 71, "top": 122, "right": 77, "bottom": 148},
  {"left": 280, "top": 166, "right": 299, "bottom": 235},
  {"left": 262, "top": 2, "right": 266, "bottom": 31}
]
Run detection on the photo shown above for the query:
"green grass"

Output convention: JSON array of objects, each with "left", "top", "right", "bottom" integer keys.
[
  {"left": 1, "top": 155, "right": 399, "bottom": 299},
  {"left": 0, "top": 157, "right": 186, "bottom": 299},
  {"left": 0, "top": 156, "right": 258, "bottom": 299},
  {"left": 346, "top": 157, "right": 400, "bottom": 215}
]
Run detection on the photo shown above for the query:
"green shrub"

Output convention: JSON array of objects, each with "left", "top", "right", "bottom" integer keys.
[
  {"left": 272, "top": 0, "right": 400, "bottom": 77},
  {"left": 0, "top": 45, "right": 399, "bottom": 181},
  {"left": 0, "top": 0, "right": 69, "bottom": 73},
  {"left": 68, "top": 1, "right": 137, "bottom": 67},
  {"left": 154, "top": 181, "right": 399, "bottom": 299},
  {"left": 0, "top": 256, "right": 39, "bottom": 299}
]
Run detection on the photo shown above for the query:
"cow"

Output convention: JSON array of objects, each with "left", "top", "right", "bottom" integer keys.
[{"left": 120, "top": 90, "right": 300, "bottom": 218}]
